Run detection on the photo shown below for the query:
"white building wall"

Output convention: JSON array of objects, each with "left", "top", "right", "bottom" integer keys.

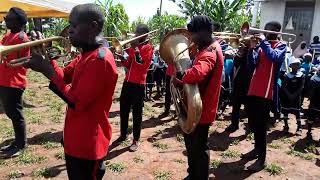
[
  {"left": 259, "top": 1, "right": 286, "bottom": 29},
  {"left": 260, "top": 0, "right": 320, "bottom": 42},
  {"left": 311, "top": 0, "right": 320, "bottom": 39}
]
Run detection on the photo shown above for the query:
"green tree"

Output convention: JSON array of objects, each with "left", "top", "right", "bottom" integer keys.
[
  {"left": 147, "top": 12, "right": 187, "bottom": 32},
  {"left": 171, "top": 0, "right": 248, "bottom": 31},
  {"left": 147, "top": 12, "right": 187, "bottom": 43},
  {"left": 130, "top": 16, "right": 146, "bottom": 32},
  {"left": 96, "top": 0, "right": 129, "bottom": 37}
]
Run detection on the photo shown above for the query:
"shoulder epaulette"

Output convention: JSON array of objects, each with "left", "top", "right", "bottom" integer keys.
[
  {"left": 97, "top": 47, "right": 107, "bottom": 60},
  {"left": 18, "top": 31, "right": 26, "bottom": 41}
]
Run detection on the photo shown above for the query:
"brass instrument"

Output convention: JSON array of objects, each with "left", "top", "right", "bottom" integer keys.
[
  {"left": 112, "top": 29, "right": 158, "bottom": 54},
  {"left": 159, "top": 29, "right": 202, "bottom": 134},
  {"left": 1, "top": 36, "right": 69, "bottom": 65},
  {"left": 212, "top": 32, "right": 241, "bottom": 49},
  {"left": 240, "top": 22, "right": 297, "bottom": 45}
]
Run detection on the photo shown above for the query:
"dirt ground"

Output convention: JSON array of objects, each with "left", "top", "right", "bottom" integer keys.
[{"left": 0, "top": 67, "right": 320, "bottom": 180}]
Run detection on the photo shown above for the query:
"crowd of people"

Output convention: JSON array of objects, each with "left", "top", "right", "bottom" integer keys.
[{"left": 0, "top": 3, "right": 320, "bottom": 180}]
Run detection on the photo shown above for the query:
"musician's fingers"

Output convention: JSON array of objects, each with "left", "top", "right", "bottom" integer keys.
[{"left": 8, "top": 57, "right": 31, "bottom": 67}]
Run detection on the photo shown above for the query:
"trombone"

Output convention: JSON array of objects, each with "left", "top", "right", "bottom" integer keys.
[
  {"left": 240, "top": 22, "right": 297, "bottom": 44},
  {"left": 111, "top": 29, "right": 158, "bottom": 54},
  {"left": 0, "top": 36, "right": 69, "bottom": 65}
]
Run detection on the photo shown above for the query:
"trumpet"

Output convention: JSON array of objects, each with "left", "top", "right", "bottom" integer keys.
[
  {"left": 111, "top": 29, "right": 158, "bottom": 54},
  {"left": 0, "top": 36, "right": 69, "bottom": 65}
]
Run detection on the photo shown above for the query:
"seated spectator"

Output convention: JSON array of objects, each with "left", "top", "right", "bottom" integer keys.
[{"left": 293, "top": 41, "right": 308, "bottom": 58}]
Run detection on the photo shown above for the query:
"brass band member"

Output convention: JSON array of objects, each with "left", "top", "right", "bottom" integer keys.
[
  {"left": 174, "top": 15, "right": 223, "bottom": 180},
  {"left": 243, "top": 21, "right": 286, "bottom": 171},
  {"left": 0, "top": 7, "right": 30, "bottom": 157},
  {"left": 17, "top": 4, "right": 118, "bottom": 179},
  {"left": 116, "top": 24, "right": 153, "bottom": 152}
]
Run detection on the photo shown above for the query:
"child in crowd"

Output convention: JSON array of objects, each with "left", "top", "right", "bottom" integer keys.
[
  {"left": 281, "top": 58, "right": 305, "bottom": 135},
  {"left": 306, "top": 66, "right": 320, "bottom": 140},
  {"left": 301, "top": 53, "right": 316, "bottom": 98}
]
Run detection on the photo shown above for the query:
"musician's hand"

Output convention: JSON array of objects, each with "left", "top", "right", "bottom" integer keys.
[
  {"left": 115, "top": 52, "right": 129, "bottom": 62},
  {"left": 25, "top": 47, "right": 55, "bottom": 79},
  {"left": 172, "top": 77, "right": 183, "bottom": 88},
  {"left": 237, "top": 43, "right": 248, "bottom": 57},
  {"left": 256, "top": 34, "right": 266, "bottom": 41}
]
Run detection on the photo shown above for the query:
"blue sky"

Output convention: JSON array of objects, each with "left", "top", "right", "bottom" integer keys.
[{"left": 69, "top": 0, "right": 181, "bottom": 22}]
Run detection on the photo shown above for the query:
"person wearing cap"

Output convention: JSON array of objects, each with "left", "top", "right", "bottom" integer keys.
[
  {"left": 116, "top": 24, "right": 153, "bottom": 152},
  {"left": 242, "top": 21, "right": 287, "bottom": 171},
  {"left": 281, "top": 57, "right": 305, "bottom": 135},
  {"left": 0, "top": 7, "right": 30, "bottom": 157},
  {"left": 306, "top": 66, "right": 320, "bottom": 140},
  {"left": 308, "top": 36, "right": 320, "bottom": 60},
  {"left": 174, "top": 15, "right": 223, "bottom": 179},
  {"left": 301, "top": 53, "right": 316, "bottom": 98}
]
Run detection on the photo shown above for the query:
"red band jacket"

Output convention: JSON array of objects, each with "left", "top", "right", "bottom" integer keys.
[
  {"left": 121, "top": 44, "right": 153, "bottom": 85},
  {"left": 0, "top": 32, "right": 30, "bottom": 89},
  {"left": 182, "top": 41, "right": 224, "bottom": 124},
  {"left": 50, "top": 47, "right": 118, "bottom": 160}
]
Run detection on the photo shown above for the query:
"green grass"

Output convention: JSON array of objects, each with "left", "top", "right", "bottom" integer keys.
[
  {"left": 279, "top": 136, "right": 294, "bottom": 144},
  {"left": 133, "top": 156, "right": 144, "bottom": 164},
  {"left": 42, "top": 141, "right": 60, "bottom": 149},
  {"left": 153, "top": 170, "right": 172, "bottom": 180},
  {"left": 208, "top": 127, "right": 216, "bottom": 135},
  {"left": 286, "top": 149, "right": 315, "bottom": 161},
  {"left": 27, "top": 71, "right": 49, "bottom": 84},
  {"left": 0, "top": 126, "right": 14, "bottom": 138},
  {"left": 306, "top": 144, "right": 317, "bottom": 153},
  {"left": 31, "top": 167, "right": 54, "bottom": 178},
  {"left": 176, "top": 134, "right": 184, "bottom": 143},
  {"left": 51, "top": 113, "right": 63, "bottom": 123},
  {"left": 48, "top": 99, "right": 65, "bottom": 113},
  {"left": 210, "top": 159, "right": 222, "bottom": 169},
  {"left": 173, "top": 159, "right": 185, "bottom": 164},
  {"left": 7, "top": 170, "right": 24, "bottom": 179},
  {"left": 215, "top": 121, "right": 224, "bottom": 129},
  {"left": 54, "top": 150, "right": 65, "bottom": 160},
  {"left": 106, "top": 162, "right": 126, "bottom": 173},
  {"left": 15, "top": 151, "right": 47, "bottom": 165},
  {"left": 246, "top": 133, "right": 254, "bottom": 141},
  {"left": 265, "top": 163, "right": 283, "bottom": 176},
  {"left": 221, "top": 150, "right": 241, "bottom": 159},
  {"left": 152, "top": 141, "right": 169, "bottom": 150},
  {"left": 268, "top": 143, "right": 282, "bottom": 149},
  {"left": 230, "top": 139, "right": 240, "bottom": 146},
  {"left": 24, "top": 108, "right": 42, "bottom": 124},
  {"left": 120, "top": 139, "right": 131, "bottom": 147},
  {"left": 154, "top": 129, "right": 164, "bottom": 136}
]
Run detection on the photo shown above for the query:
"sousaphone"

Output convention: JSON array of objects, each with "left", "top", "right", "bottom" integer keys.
[{"left": 159, "top": 29, "right": 202, "bottom": 134}]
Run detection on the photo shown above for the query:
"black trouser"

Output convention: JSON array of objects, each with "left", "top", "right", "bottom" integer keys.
[
  {"left": 164, "top": 75, "right": 172, "bottom": 112},
  {"left": 65, "top": 154, "right": 105, "bottom": 180},
  {"left": 0, "top": 86, "right": 26, "bottom": 149},
  {"left": 120, "top": 82, "right": 145, "bottom": 141},
  {"left": 184, "top": 124, "right": 210, "bottom": 180},
  {"left": 307, "top": 108, "right": 320, "bottom": 135},
  {"left": 247, "top": 96, "right": 272, "bottom": 162},
  {"left": 230, "top": 89, "right": 248, "bottom": 127}
]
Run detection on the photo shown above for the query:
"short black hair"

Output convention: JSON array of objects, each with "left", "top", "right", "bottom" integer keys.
[
  {"left": 135, "top": 24, "right": 150, "bottom": 35},
  {"left": 9, "top": 7, "right": 27, "bottom": 25},
  {"left": 71, "top": 3, "right": 105, "bottom": 32},
  {"left": 187, "top": 15, "right": 213, "bottom": 33},
  {"left": 265, "top": 21, "right": 281, "bottom": 32},
  {"left": 313, "top": 36, "right": 319, "bottom": 41}
]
